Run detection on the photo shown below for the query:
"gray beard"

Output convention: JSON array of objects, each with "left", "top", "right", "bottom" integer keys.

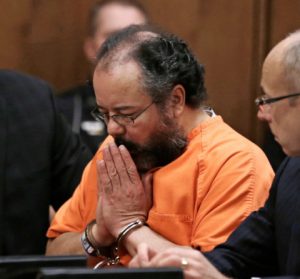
[{"left": 114, "top": 116, "right": 187, "bottom": 174}]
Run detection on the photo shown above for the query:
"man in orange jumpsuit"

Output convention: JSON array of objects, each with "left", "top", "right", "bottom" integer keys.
[{"left": 46, "top": 25, "right": 273, "bottom": 266}]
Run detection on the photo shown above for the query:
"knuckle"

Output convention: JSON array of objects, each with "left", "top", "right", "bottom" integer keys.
[{"left": 109, "top": 167, "right": 119, "bottom": 179}]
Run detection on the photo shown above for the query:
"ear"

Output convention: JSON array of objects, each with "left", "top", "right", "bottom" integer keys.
[
  {"left": 83, "top": 37, "right": 97, "bottom": 63},
  {"left": 170, "top": 84, "right": 185, "bottom": 118}
]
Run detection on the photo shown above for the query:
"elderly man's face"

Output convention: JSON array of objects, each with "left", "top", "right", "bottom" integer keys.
[
  {"left": 259, "top": 49, "right": 300, "bottom": 156},
  {"left": 93, "top": 61, "right": 187, "bottom": 173}
]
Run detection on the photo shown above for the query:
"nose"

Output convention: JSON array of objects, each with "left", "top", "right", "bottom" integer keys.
[
  {"left": 257, "top": 105, "right": 272, "bottom": 122},
  {"left": 106, "top": 119, "right": 126, "bottom": 137}
]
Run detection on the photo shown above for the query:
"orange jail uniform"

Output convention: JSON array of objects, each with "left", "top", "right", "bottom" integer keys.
[{"left": 47, "top": 115, "right": 273, "bottom": 260}]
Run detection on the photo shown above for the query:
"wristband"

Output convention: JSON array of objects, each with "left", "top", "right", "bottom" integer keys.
[{"left": 81, "top": 220, "right": 116, "bottom": 258}]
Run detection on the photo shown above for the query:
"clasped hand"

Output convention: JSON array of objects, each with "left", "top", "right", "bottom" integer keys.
[{"left": 93, "top": 142, "right": 152, "bottom": 246}]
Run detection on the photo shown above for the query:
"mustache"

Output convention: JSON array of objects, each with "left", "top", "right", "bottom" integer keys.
[
  {"left": 113, "top": 116, "right": 188, "bottom": 174},
  {"left": 114, "top": 137, "right": 141, "bottom": 154}
]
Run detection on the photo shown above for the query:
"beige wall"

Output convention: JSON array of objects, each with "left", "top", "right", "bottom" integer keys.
[{"left": 1, "top": 0, "right": 300, "bottom": 143}]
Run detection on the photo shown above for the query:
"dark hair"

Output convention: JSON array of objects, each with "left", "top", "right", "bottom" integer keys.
[
  {"left": 87, "top": 0, "right": 149, "bottom": 37},
  {"left": 97, "top": 25, "right": 207, "bottom": 109}
]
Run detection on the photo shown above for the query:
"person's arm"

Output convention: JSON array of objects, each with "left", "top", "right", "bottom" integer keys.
[
  {"left": 129, "top": 161, "right": 281, "bottom": 279},
  {"left": 46, "top": 232, "right": 84, "bottom": 255},
  {"left": 189, "top": 145, "right": 274, "bottom": 252},
  {"left": 121, "top": 224, "right": 177, "bottom": 256},
  {"left": 45, "top": 143, "right": 114, "bottom": 256},
  {"left": 204, "top": 205, "right": 277, "bottom": 278},
  {"left": 203, "top": 158, "right": 290, "bottom": 278},
  {"left": 95, "top": 142, "right": 186, "bottom": 257},
  {"left": 46, "top": 193, "right": 86, "bottom": 255},
  {"left": 130, "top": 243, "right": 229, "bottom": 279}
]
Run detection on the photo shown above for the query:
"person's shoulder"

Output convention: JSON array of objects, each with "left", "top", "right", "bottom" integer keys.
[
  {"left": 277, "top": 156, "right": 300, "bottom": 174},
  {"left": 0, "top": 69, "right": 50, "bottom": 88},
  {"left": 271, "top": 157, "right": 300, "bottom": 196},
  {"left": 0, "top": 70, "right": 54, "bottom": 104},
  {"left": 197, "top": 116, "right": 273, "bottom": 171},
  {"left": 201, "top": 116, "right": 259, "bottom": 152},
  {"left": 219, "top": 118, "right": 267, "bottom": 153}
]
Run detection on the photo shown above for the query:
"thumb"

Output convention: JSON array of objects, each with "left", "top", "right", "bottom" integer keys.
[
  {"left": 142, "top": 172, "right": 153, "bottom": 190},
  {"left": 142, "top": 172, "right": 153, "bottom": 211},
  {"left": 96, "top": 160, "right": 103, "bottom": 197}
]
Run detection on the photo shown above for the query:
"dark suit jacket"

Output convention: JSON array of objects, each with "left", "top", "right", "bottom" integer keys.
[
  {"left": 55, "top": 83, "right": 107, "bottom": 154},
  {"left": 206, "top": 157, "right": 300, "bottom": 278},
  {"left": 0, "top": 70, "right": 92, "bottom": 255}
]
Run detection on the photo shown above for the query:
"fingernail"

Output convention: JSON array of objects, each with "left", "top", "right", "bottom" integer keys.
[
  {"left": 98, "top": 160, "right": 104, "bottom": 166},
  {"left": 119, "top": 144, "right": 125, "bottom": 150},
  {"left": 110, "top": 142, "right": 116, "bottom": 148}
]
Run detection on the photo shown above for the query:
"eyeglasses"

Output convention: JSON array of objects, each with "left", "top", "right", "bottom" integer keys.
[
  {"left": 91, "top": 102, "right": 154, "bottom": 126},
  {"left": 255, "top": 92, "right": 300, "bottom": 106}
]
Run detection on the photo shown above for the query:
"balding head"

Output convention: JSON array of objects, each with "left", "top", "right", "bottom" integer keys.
[
  {"left": 263, "top": 30, "right": 300, "bottom": 94},
  {"left": 259, "top": 30, "right": 300, "bottom": 156},
  {"left": 94, "top": 24, "right": 207, "bottom": 109}
]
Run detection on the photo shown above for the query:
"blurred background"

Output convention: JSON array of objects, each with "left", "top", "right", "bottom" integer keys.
[{"left": 1, "top": 0, "right": 300, "bottom": 145}]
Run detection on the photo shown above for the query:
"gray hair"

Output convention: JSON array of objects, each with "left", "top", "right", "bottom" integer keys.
[
  {"left": 282, "top": 30, "right": 300, "bottom": 92},
  {"left": 96, "top": 25, "right": 207, "bottom": 109}
]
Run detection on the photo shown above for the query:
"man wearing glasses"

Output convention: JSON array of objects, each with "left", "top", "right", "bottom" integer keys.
[
  {"left": 130, "top": 30, "right": 300, "bottom": 278},
  {"left": 55, "top": 0, "right": 148, "bottom": 154},
  {"left": 46, "top": 25, "right": 273, "bottom": 266}
]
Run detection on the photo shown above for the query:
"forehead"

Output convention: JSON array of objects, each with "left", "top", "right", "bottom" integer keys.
[
  {"left": 96, "top": 4, "right": 146, "bottom": 36},
  {"left": 261, "top": 35, "right": 300, "bottom": 96},
  {"left": 261, "top": 44, "right": 287, "bottom": 96},
  {"left": 93, "top": 61, "right": 149, "bottom": 106}
]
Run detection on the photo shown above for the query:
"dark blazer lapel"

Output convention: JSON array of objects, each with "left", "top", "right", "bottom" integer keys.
[
  {"left": 0, "top": 94, "right": 6, "bottom": 181},
  {"left": 286, "top": 182, "right": 300, "bottom": 273},
  {"left": 0, "top": 94, "right": 7, "bottom": 254}
]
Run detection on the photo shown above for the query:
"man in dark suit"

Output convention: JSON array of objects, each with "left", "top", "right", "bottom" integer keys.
[
  {"left": 0, "top": 70, "right": 92, "bottom": 255},
  {"left": 129, "top": 31, "right": 300, "bottom": 278}
]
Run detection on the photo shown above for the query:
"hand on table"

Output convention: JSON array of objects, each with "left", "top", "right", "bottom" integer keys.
[{"left": 129, "top": 243, "right": 229, "bottom": 279}]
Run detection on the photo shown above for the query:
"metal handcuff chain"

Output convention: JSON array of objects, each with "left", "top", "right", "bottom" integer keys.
[{"left": 93, "top": 219, "right": 145, "bottom": 269}]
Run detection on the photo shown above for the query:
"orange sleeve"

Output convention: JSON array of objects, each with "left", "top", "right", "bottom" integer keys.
[
  {"left": 47, "top": 159, "right": 97, "bottom": 238},
  {"left": 47, "top": 136, "right": 113, "bottom": 238},
  {"left": 191, "top": 145, "right": 274, "bottom": 252}
]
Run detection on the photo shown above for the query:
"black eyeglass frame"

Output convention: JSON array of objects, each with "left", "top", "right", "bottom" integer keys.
[
  {"left": 91, "top": 102, "right": 154, "bottom": 126},
  {"left": 255, "top": 92, "right": 300, "bottom": 106}
]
